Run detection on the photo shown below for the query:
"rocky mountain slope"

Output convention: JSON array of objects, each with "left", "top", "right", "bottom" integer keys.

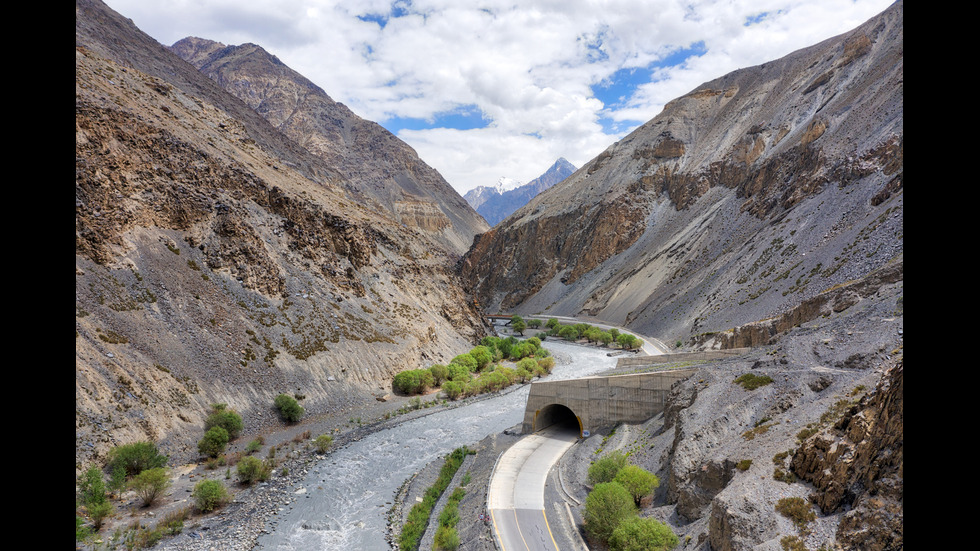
[
  {"left": 464, "top": 158, "right": 577, "bottom": 226},
  {"left": 75, "top": 0, "right": 489, "bottom": 469},
  {"left": 458, "top": 2, "right": 903, "bottom": 350},
  {"left": 169, "top": 36, "right": 489, "bottom": 257}
]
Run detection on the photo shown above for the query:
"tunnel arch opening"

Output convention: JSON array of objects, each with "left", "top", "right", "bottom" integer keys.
[{"left": 534, "top": 403, "right": 583, "bottom": 437}]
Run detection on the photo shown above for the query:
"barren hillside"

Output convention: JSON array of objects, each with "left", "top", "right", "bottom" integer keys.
[
  {"left": 459, "top": 2, "right": 903, "bottom": 349},
  {"left": 75, "top": 0, "right": 488, "bottom": 469}
]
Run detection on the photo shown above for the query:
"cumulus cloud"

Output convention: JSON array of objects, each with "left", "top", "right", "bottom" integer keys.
[{"left": 102, "top": 0, "right": 894, "bottom": 193}]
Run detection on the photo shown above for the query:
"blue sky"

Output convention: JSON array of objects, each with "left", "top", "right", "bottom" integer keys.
[{"left": 102, "top": 0, "right": 894, "bottom": 194}]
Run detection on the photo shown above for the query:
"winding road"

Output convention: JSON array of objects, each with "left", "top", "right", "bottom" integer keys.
[{"left": 488, "top": 424, "right": 580, "bottom": 551}]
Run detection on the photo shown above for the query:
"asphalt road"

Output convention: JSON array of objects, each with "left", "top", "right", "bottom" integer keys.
[{"left": 488, "top": 424, "right": 581, "bottom": 551}]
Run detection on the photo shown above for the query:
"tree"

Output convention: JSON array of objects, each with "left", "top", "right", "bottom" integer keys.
[
  {"left": 600, "top": 331, "right": 614, "bottom": 347},
  {"left": 558, "top": 325, "right": 580, "bottom": 341},
  {"left": 450, "top": 354, "right": 478, "bottom": 372},
  {"left": 613, "top": 465, "right": 660, "bottom": 505},
  {"left": 274, "top": 393, "right": 305, "bottom": 422},
  {"left": 617, "top": 333, "right": 638, "bottom": 350},
  {"left": 205, "top": 406, "right": 244, "bottom": 440},
  {"left": 192, "top": 479, "right": 229, "bottom": 513},
  {"left": 130, "top": 467, "right": 171, "bottom": 507},
  {"left": 106, "top": 441, "right": 168, "bottom": 477},
  {"left": 511, "top": 315, "right": 526, "bottom": 335},
  {"left": 78, "top": 464, "right": 114, "bottom": 530},
  {"left": 528, "top": 319, "right": 542, "bottom": 329},
  {"left": 584, "top": 482, "right": 637, "bottom": 542},
  {"left": 588, "top": 450, "right": 628, "bottom": 484},
  {"left": 198, "top": 426, "right": 230, "bottom": 458},
  {"left": 609, "top": 516, "right": 678, "bottom": 551},
  {"left": 468, "top": 346, "right": 492, "bottom": 370},
  {"left": 546, "top": 318, "right": 560, "bottom": 330}
]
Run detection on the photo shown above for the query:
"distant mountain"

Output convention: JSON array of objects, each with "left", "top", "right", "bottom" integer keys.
[{"left": 464, "top": 158, "right": 576, "bottom": 226}]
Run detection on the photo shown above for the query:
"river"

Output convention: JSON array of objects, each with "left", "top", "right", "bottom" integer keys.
[{"left": 252, "top": 341, "right": 620, "bottom": 550}]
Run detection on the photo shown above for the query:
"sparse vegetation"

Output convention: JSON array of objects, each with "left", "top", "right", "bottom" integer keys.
[
  {"left": 236, "top": 455, "right": 273, "bottom": 485},
  {"left": 399, "top": 446, "right": 473, "bottom": 551},
  {"left": 734, "top": 373, "right": 774, "bottom": 390},
  {"left": 736, "top": 459, "right": 753, "bottom": 471},
  {"left": 314, "top": 434, "right": 334, "bottom": 453},
  {"left": 776, "top": 497, "right": 816, "bottom": 535}
]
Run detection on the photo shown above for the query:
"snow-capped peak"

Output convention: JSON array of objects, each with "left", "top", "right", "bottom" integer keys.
[{"left": 494, "top": 176, "right": 523, "bottom": 193}]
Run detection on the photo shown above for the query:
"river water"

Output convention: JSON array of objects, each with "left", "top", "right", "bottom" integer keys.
[{"left": 253, "top": 341, "right": 618, "bottom": 550}]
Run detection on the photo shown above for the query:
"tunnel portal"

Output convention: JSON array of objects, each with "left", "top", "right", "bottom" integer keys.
[{"left": 534, "top": 403, "right": 583, "bottom": 436}]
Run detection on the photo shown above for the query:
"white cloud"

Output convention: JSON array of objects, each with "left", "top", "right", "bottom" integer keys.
[{"left": 101, "top": 0, "right": 895, "bottom": 193}]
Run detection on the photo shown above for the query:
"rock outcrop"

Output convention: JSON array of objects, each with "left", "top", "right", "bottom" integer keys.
[
  {"left": 75, "top": 0, "right": 488, "bottom": 469},
  {"left": 791, "top": 361, "right": 903, "bottom": 550}
]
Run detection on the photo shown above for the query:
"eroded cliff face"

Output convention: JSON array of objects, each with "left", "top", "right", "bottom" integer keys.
[
  {"left": 75, "top": 1, "right": 488, "bottom": 468},
  {"left": 458, "top": 2, "right": 903, "bottom": 347},
  {"left": 169, "top": 37, "right": 489, "bottom": 257}
]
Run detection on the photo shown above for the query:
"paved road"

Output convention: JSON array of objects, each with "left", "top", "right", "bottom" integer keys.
[{"left": 488, "top": 425, "right": 580, "bottom": 551}]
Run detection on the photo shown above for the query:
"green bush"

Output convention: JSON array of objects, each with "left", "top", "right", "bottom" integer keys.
[
  {"left": 131, "top": 467, "right": 171, "bottom": 507},
  {"left": 429, "top": 364, "right": 449, "bottom": 385},
  {"left": 433, "top": 525, "right": 460, "bottom": 550},
  {"left": 588, "top": 450, "right": 629, "bottom": 484},
  {"left": 198, "top": 426, "right": 230, "bottom": 458},
  {"left": 237, "top": 456, "right": 272, "bottom": 485},
  {"left": 205, "top": 408, "right": 244, "bottom": 440},
  {"left": 314, "top": 434, "right": 334, "bottom": 454},
  {"left": 613, "top": 465, "right": 659, "bottom": 505},
  {"left": 107, "top": 441, "right": 168, "bottom": 477},
  {"left": 584, "top": 482, "right": 637, "bottom": 542},
  {"left": 450, "top": 354, "right": 478, "bottom": 372},
  {"left": 274, "top": 393, "right": 305, "bottom": 422},
  {"left": 442, "top": 380, "right": 463, "bottom": 400},
  {"left": 78, "top": 464, "right": 114, "bottom": 530},
  {"left": 192, "top": 479, "right": 229, "bottom": 513},
  {"left": 393, "top": 369, "right": 433, "bottom": 394},
  {"left": 469, "top": 346, "right": 492, "bottom": 370},
  {"left": 609, "top": 516, "right": 678, "bottom": 551}
]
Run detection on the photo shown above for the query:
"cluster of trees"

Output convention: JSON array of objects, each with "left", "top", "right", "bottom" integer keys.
[
  {"left": 531, "top": 318, "right": 641, "bottom": 350},
  {"left": 392, "top": 336, "right": 555, "bottom": 401},
  {"left": 583, "top": 450, "right": 678, "bottom": 551}
]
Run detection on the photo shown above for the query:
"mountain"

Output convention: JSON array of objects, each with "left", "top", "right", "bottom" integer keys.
[
  {"left": 76, "top": 0, "right": 488, "bottom": 468},
  {"left": 459, "top": 3, "right": 903, "bottom": 346},
  {"left": 464, "top": 158, "right": 576, "bottom": 226},
  {"left": 169, "top": 37, "right": 489, "bottom": 257}
]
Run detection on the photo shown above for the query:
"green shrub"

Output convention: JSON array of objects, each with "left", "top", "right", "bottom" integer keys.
[
  {"left": 589, "top": 450, "right": 629, "bottom": 484},
  {"left": 205, "top": 408, "right": 243, "bottom": 440},
  {"left": 429, "top": 364, "right": 449, "bottom": 385},
  {"left": 469, "top": 346, "right": 492, "bottom": 370},
  {"left": 433, "top": 525, "right": 460, "bottom": 550},
  {"left": 107, "top": 441, "right": 167, "bottom": 477},
  {"left": 314, "top": 434, "right": 334, "bottom": 454},
  {"left": 192, "top": 479, "right": 229, "bottom": 513},
  {"left": 584, "top": 482, "right": 637, "bottom": 542},
  {"left": 442, "top": 380, "right": 463, "bottom": 400},
  {"left": 775, "top": 497, "right": 816, "bottom": 535},
  {"left": 246, "top": 438, "right": 263, "bottom": 454},
  {"left": 736, "top": 459, "right": 753, "bottom": 471},
  {"left": 613, "top": 465, "right": 659, "bottom": 505},
  {"left": 734, "top": 373, "right": 774, "bottom": 390},
  {"left": 87, "top": 501, "right": 114, "bottom": 531},
  {"left": 450, "top": 354, "right": 478, "bottom": 372},
  {"left": 198, "top": 426, "right": 230, "bottom": 458},
  {"left": 130, "top": 467, "right": 171, "bottom": 507},
  {"left": 236, "top": 456, "right": 272, "bottom": 485},
  {"left": 274, "top": 393, "right": 304, "bottom": 422},
  {"left": 609, "top": 516, "right": 678, "bottom": 551}
]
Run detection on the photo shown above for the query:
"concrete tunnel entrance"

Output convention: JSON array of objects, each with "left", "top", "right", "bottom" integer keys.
[{"left": 534, "top": 404, "right": 583, "bottom": 437}]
